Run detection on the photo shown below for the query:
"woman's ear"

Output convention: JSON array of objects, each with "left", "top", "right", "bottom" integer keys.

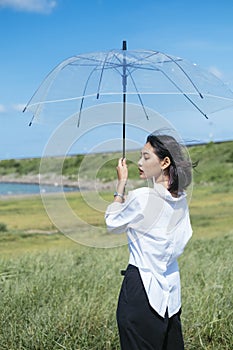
[{"left": 161, "top": 156, "right": 171, "bottom": 170}]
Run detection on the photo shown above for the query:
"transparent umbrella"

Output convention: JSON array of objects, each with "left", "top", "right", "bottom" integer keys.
[
  {"left": 23, "top": 41, "right": 233, "bottom": 247},
  {"left": 24, "top": 41, "right": 233, "bottom": 156}
]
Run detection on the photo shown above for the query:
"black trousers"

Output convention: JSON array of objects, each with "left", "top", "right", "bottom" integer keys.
[{"left": 117, "top": 265, "right": 184, "bottom": 350}]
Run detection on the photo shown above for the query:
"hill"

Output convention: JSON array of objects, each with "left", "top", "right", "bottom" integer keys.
[{"left": 0, "top": 141, "right": 232, "bottom": 190}]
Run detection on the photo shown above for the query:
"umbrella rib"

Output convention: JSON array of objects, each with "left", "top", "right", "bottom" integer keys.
[
  {"left": 123, "top": 51, "right": 160, "bottom": 69},
  {"left": 128, "top": 51, "right": 200, "bottom": 97},
  {"left": 125, "top": 51, "right": 183, "bottom": 74},
  {"left": 74, "top": 53, "right": 123, "bottom": 127},
  {"left": 77, "top": 66, "right": 99, "bottom": 127},
  {"left": 126, "top": 69, "right": 149, "bottom": 120},
  {"left": 24, "top": 56, "right": 80, "bottom": 124},
  {"left": 162, "top": 53, "right": 204, "bottom": 98},
  {"left": 159, "top": 69, "right": 208, "bottom": 119},
  {"left": 96, "top": 52, "right": 111, "bottom": 99},
  {"left": 108, "top": 51, "right": 206, "bottom": 121},
  {"left": 108, "top": 53, "right": 129, "bottom": 76},
  {"left": 69, "top": 54, "right": 124, "bottom": 70}
]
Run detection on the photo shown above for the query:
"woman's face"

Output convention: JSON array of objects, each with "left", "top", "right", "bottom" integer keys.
[{"left": 138, "top": 142, "right": 164, "bottom": 181}]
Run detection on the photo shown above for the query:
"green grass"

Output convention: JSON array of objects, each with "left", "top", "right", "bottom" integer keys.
[
  {"left": 180, "top": 234, "right": 233, "bottom": 350},
  {"left": 0, "top": 186, "right": 232, "bottom": 349},
  {"left": 189, "top": 141, "right": 233, "bottom": 186},
  {"left": 0, "top": 243, "right": 124, "bottom": 349},
  {"left": 0, "top": 230, "right": 232, "bottom": 349},
  {"left": 1, "top": 186, "right": 232, "bottom": 240}
]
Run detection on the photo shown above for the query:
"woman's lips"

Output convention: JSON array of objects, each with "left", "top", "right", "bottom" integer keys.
[{"left": 138, "top": 168, "right": 144, "bottom": 175}]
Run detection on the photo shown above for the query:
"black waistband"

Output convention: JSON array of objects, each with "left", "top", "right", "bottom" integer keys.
[{"left": 120, "top": 264, "right": 138, "bottom": 276}]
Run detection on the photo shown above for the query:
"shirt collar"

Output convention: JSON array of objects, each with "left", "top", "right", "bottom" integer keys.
[{"left": 153, "top": 183, "right": 186, "bottom": 202}]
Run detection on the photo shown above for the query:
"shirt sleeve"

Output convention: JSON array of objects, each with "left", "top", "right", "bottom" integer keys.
[{"left": 105, "top": 191, "right": 143, "bottom": 234}]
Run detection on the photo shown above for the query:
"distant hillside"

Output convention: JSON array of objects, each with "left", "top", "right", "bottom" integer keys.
[
  {"left": 188, "top": 141, "right": 233, "bottom": 188},
  {"left": 0, "top": 141, "right": 232, "bottom": 188}
]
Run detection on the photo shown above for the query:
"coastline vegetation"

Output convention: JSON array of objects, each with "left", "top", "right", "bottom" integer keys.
[{"left": 0, "top": 141, "right": 233, "bottom": 187}]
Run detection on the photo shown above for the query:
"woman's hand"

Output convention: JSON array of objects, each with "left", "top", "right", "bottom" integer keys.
[
  {"left": 114, "top": 158, "right": 128, "bottom": 202},
  {"left": 116, "top": 158, "right": 128, "bottom": 183}
]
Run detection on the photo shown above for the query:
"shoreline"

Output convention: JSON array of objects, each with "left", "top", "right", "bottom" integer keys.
[
  {"left": 0, "top": 174, "right": 77, "bottom": 186},
  {"left": 0, "top": 174, "right": 142, "bottom": 194},
  {"left": 0, "top": 174, "right": 117, "bottom": 192}
]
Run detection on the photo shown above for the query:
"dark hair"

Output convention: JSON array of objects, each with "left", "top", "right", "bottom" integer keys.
[{"left": 146, "top": 134, "right": 194, "bottom": 193}]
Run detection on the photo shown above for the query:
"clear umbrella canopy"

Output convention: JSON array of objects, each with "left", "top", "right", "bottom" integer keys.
[{"left": 23, "top": 42, "right": 233, "bottom": 157}]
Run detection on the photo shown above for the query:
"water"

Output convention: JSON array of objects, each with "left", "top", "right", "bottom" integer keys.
[{"left": 0, "top": 182, "right": 79, "bottom": 196}]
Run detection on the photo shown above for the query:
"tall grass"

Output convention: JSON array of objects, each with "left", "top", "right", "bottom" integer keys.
[
  {"left": 0, "top": 232, "right": 232, "bottom": 349},
  {"left": 180, "top": 235, "right": 233, "bottom": 349},
  {"left": 0, "top": 189, "right": 232, "bottom": 348},
  {"left": 0, "top": 242, "right": 126, "bottom": 350}
]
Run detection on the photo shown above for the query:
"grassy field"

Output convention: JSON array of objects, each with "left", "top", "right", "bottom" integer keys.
[
  {"left": 0, "top": 185, "right": 233, "bottom": 349},
  {"left": 0, "top": 141, "right": 233, "bottom": 349}
]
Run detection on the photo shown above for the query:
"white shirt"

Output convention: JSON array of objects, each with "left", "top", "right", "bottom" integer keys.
[{"left": 105, "top": 183, "right": 192, "bottom": 318}]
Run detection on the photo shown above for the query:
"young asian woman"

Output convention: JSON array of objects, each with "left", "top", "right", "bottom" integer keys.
[{"left": 105, "top": 133, "right": 194, "bottom": 350}]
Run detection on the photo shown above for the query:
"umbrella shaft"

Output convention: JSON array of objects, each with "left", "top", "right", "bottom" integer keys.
[
  {"left": 122, "top": 75, "right": 127, "bottom": 92},
  {"left": 122, "top": 40, "right": 127, "bottom": 158},
  {"left": 123, "top": 93, "right": 126, "bottom": 158}
]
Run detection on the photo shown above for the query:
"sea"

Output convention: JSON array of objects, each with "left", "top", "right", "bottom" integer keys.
[{"left": 0, "top": 182, "right": 79, "bottom": 196}]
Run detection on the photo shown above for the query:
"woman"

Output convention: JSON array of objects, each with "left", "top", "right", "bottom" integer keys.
[{"left": 105, "top": 133, "right": 193, "bottom": 350}]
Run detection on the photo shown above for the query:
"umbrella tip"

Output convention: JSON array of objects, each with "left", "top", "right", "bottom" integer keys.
[{"left": 122, "top": 40, "right": 127, "bottom": 50}]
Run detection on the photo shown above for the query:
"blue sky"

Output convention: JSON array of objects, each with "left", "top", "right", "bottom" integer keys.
[{"left": 1, "top": 0, "right": 233, "bottom": 159}]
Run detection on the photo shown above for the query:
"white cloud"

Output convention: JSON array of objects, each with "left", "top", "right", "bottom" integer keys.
[
  {"left": 0, "top": 104, "right": 6, "bottom": 113},
  {"left": 0, "top": 0, "right": 57, "bottom": 14}
]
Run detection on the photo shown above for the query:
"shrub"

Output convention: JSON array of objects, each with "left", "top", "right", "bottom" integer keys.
[{"left": 0, "top": 223, "right": 7, "bottom": 232}]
